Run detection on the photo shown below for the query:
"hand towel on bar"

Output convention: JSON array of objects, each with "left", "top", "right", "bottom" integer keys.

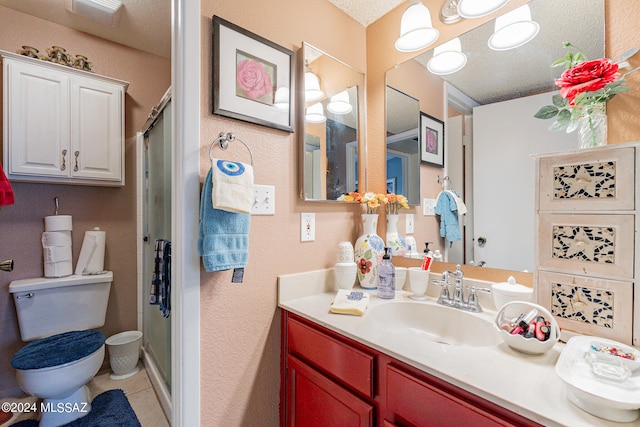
[
  {"left": 435, "top": 191, "right": 461, "bottom": 242},
  {"left": 150, "top": 239, "right": 171, "bottom": 318},
  {"left": 330, "top": 289, "right": 370, "bottom": 316},
  {"left": 0, "top": 164, "right": 14, "bottom": 206},
  {"left": 198, "top": 168, "right": 250, "bottom": 272},
  {"left": 211, "top": 158, "right": 254, "bottom": 214}
]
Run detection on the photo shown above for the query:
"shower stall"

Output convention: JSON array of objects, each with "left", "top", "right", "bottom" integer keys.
[{"left": 137, "top": 88, "right": 172, "bottom": 419}]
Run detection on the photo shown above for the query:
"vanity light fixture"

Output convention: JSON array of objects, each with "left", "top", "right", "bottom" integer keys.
[
  {"left": 273, "top": 87, "right": 289, "bottom": 111},
  {"left": 488, "top": 4, "right": 539, "bottom": 51},
  {"left": 326, "top": 90, "right": 353, "bottom": 115},
  {"left": 64, "top": 0, "right": 123, "bottom": 26},
  {"left": 427, "top": 37, "right": 467, "bottom": 75},
  {"left": 305, "top": 102, "right": 326, "bottom": 123},
  {"left": 304, "top": 72, "right": 324, "bottom": 102},
  {"left": 395, "top": 1, "right": 439, "bottom": 53},
  {"left": 457, "top": 0, "right": 509, "bottom": 19}
]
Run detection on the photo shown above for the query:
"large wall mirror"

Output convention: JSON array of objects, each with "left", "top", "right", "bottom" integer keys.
[
  {"left": 300, "top": 42, "right": 365, "bottom": 201},
  {"left": 386, "top": 86, "right": 420, "bottom": 205},
  {"left": 386, "top": 0, "right": 604, "bottom": 271}
]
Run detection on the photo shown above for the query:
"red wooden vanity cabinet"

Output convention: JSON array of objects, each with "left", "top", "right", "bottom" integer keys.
[{"left": 281, "top": 311, "right": 543, "bottom": 427}]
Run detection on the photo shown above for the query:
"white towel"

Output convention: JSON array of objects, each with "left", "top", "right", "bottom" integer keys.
[
  {"left": 211, "top": 158, "right": 254, "bottom": 214},
  {"left": 446, "top": 190, "right": 467, "bottom": 215},
  {"left": 330, "top": 289, "right": 370, "bottom": 316}
]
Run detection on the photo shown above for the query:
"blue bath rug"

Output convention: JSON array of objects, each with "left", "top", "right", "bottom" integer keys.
[{"left": 10, "top": 389, "right": 140, "bottom": 427}]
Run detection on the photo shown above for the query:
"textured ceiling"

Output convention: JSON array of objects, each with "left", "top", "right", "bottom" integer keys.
[
  {"left": 0, "top": 0, "right": 171, "bottom": 59},
  {"left": 328, "top": 0, "right": 405, "bottom": 26},
  {"left": 0, "top": 0, "right": 605, "bottom": 109},
  {"left": 411, "top": 0, "right": 604, "bottom": 105}
]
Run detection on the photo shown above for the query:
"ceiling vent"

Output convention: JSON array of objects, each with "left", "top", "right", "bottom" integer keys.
[{"left": 65, "top": 0, "right": 124, "bottom": 26}]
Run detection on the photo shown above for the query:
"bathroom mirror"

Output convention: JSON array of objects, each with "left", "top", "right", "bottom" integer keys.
[
  {"left": 386, "top": 86, "right": 420, "bottom": 205},
  {"left": 385, "top": 0, "right": 604, "bottom": 270},
  {"left": 300, "top": 42, "right": 365, "bottom": 201}
]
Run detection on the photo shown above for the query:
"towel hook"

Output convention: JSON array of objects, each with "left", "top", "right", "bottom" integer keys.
[
  {"left": 209, "top": 132, "right": 254, "bottom": 166},
  {"left": 437, "top": 175, "right": 451, "bottom": 189}
]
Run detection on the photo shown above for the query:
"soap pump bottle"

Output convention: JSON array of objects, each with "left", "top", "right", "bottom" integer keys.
[{"left": 377, "top": 247, "right": 395, "bottom": 299}]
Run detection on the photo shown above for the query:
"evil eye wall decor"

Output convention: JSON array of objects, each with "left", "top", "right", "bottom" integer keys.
[{"left": 216, "top": 159, "right": 246, "bottom": 176}]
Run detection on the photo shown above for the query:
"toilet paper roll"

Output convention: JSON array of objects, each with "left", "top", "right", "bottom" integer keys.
[
  {"left": 77, "top": 228, "right": 106, "bottom": 274},
  {"left": 44, "top": 215, "right": 73, "bottom": 231},
  {"left": 43, "top": 245, "right": 72, "bottom": 263},
  {"left": 41, "top": 231, "right": 72, "bottom": 247},
  {"left": 44, "top": 260, "right": 73, "bottom": 278}
]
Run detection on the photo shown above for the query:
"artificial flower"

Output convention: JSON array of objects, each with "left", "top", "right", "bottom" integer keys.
[
  {"left": 338, "top": 191, "right": 386, "bottom": 214},
  {"left": 534, "top": 42, "right": 639, "bottom": 133},
  {"left": 385, "top": 193, "right": 409, "bottom": 214}
]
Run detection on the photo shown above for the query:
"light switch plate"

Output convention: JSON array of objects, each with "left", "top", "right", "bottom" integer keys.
[
  {"left": 423, "top": 198, "right": 436, "bottom": 216},
  {"left": 301, "top": 213, "right": 315, "bottom": 242},
  {"left": 252, "top": 185, "right": 275, "bottom": 215},
  {"left": 405, "top": 214, "right": 415, "bottom": 234}
]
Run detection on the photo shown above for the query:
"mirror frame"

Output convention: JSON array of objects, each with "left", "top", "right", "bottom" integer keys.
[{"left": 298, "top": 42, "right": 366, "bottom": 202}]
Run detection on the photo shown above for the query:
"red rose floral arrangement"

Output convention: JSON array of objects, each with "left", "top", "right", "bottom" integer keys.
[{"left": 535, "top": 42, "right": 639, "bottom": 146}]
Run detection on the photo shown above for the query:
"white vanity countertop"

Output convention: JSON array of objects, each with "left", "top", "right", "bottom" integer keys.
[{"left": 278, "top": 269, "right": 632, "bottom": 427}]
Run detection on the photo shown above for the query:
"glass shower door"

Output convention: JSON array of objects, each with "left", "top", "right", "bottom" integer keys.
[{"left": 143, "top": 100, "right": 172, "bottom": 389}]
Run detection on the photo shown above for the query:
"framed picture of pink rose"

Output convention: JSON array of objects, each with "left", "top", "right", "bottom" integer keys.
[
  {"left": 419, "top": 112, "right": 444, "bottom": 167},
  {"left": 213, "top": 16, "right": 294, "bottom": 132}
]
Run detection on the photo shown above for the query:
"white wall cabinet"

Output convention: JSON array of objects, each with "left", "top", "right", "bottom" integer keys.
[{"left": 2, "top": 50, "right": 128, "bottom": 186}]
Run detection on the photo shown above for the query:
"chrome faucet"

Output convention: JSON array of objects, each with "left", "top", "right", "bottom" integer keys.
[
  {"left": 431, "top": 264, "right": 491, "bottom": 312},
  {"left": 1, "top": 259, "right": 14, "bottom": 272}
]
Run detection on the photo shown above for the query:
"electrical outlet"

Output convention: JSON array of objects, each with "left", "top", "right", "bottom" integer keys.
[
  {"left": 252, "top": 185, "right": 275, "bottom": 215},
  {"left": 301, "top": 213, "right": 315, "bottom": 242},
  {"left": 405, "top": 214, "right": 415, "bottom": 234}
]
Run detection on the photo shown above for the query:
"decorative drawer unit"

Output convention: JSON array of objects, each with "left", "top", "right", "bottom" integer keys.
[
  {"left": 1, "top": 50, "right": 129, "bottom": 186},
  {"left": 535, "top": 143, "right": 640, "bottom": 346},
  {"left": 537, "top": 271, "right": 633, "bottom": 344}
]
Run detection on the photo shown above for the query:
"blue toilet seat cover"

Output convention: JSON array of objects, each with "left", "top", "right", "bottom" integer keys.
[{"left": 11, "top": 330, "right": 105, "bottom": 370}]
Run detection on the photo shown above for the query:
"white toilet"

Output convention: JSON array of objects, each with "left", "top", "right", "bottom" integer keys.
[{"left": 9, "top": 272, "right": 112, "bottom": 427}]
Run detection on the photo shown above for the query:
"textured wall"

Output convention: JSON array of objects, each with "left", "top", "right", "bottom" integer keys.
[
  {"left": 199, "top": 0, "right": 366, "bottom": 425},
  {"left": 0, "top": 7, "right": 170, "bottom": 397}
]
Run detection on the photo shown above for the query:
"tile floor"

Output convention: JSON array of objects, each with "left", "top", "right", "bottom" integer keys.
[{"left": 1, "top": 362, "right": 169, "bottom": 427}]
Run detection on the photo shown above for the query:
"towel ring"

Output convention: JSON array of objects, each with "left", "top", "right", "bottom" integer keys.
[{"left": 209, "top": 132, "right": 254, "bottom": 166}]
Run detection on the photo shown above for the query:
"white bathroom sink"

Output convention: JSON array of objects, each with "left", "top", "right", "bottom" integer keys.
[{"left": 365, "top": 301, "right": 501, "bottom": 347}]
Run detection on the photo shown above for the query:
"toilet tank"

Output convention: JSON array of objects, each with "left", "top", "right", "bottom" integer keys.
[{"left": 9, "top": 271, "right": 112, "bottom": 342}]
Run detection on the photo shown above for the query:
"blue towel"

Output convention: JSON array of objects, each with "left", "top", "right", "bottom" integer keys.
[
  {"left": 198, "top": 169, "right": 250, "bottom": 272},
  {"left": 435, "top": 191, "right": 461, "bottom": 242},
  {"left": 150, "top": 239, "right": 171, "bottom": 318}
]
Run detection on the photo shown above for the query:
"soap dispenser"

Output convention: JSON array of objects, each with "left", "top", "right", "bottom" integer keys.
[
  {"left": 377, "top": 247, "right": 395, "bottom": 299},
  {"left": 424, "top": 242, "right": 433, "bottom": 257}
]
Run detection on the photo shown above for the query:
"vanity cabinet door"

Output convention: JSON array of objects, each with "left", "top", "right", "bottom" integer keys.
[
  {"left": 286, "top": 355, "right": 373, "bottom": 427},
  {"left": 287, "top": 316, "right": 374, "bottom": 398},
  {"left": 385, "top": 365, "right": 541, "bottom": 427},
  {"left": 538, "top": 146, "right": 635, "bottom": 212},
  {"left": 3, "top": 58, "right": 70, "bottom": 179}
]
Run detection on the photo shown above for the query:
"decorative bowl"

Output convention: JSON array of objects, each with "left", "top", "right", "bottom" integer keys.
[{"left": 494, "top": 301, "right": 560, "bottom": 354}]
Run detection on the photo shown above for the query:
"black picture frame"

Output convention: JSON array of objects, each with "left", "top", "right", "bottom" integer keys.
[
  {"left": 212, "top": 16, "right": 294, "bottom": 132},
  {"left": 419, "top": 112, "right": 444, "bottom": 167}
]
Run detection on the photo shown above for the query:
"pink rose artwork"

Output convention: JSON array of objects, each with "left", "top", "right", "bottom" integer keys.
[
  {"left": 236, "top": 56, "right": 274, "bottom": 104},
  {"left": 425, "top": 128, "right": 438, "bottom": 154}
]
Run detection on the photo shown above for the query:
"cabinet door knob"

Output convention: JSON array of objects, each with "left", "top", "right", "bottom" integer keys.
[
  {"left": 74, "top": 151, "right": 79, "bottom": 172},
  {"left": 61, "top": 149, "right": 67, "bottom": 171}
]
